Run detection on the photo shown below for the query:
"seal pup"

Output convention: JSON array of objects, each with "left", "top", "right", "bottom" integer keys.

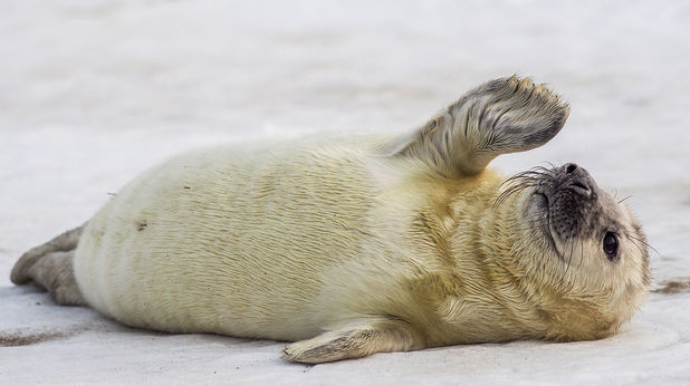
[{"left": 11, "top": 76, "right": 651, "bottom": 363}]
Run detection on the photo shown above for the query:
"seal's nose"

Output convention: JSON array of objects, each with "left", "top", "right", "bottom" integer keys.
[{"left": 561, "top": 163, "right": 593, "bottom": 196}]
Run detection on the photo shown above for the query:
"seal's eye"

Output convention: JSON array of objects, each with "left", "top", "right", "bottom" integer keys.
[{"left": 603, "top": 232, "right": 619, "bottom": 260}]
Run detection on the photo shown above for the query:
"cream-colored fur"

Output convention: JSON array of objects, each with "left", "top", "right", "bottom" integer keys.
[{"left": 12, "top": 77, "right": 650, "bottom": 364}]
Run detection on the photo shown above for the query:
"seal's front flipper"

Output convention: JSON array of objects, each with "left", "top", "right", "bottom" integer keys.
[
  {"left": 391, "top": 76, "right": 570, "bottom": 177},
  {"left": 281, "top": 319, "right": 423, "bottom": 364}
]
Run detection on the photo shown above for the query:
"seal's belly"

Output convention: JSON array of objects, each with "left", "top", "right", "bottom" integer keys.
[{"left": 73, "top": 142, "right": 376, "bottom": 340}]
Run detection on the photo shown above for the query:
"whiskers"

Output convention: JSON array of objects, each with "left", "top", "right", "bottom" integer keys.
[
  {"left": 625, "top": 232, "right": 659, "bottom": 258},
  {"left": 494, "top": 165, "right": 557, "bottom": 209},
  {"left": 612, "top": 189, "right": 634, "bottom": 205},
  {"left": 618, "top": 195, "right": 633, "bottom": 204},
  {"left": 560, "top": 235, "right": 586, "bottom": 283}
]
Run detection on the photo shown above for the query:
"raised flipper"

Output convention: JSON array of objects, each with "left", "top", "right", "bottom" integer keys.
[
  {"left": 390, "top": 76, "right": 570, "bottom": 177},
  {"left": 11, "top": 224, "right": 86, "bottom": 306},
  {"left": 282, "top": 319, "right": 424, "bottom": 364}
]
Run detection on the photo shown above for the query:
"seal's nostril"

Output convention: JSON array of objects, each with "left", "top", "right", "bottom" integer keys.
[{"left": 564, "top": 163, "right": 578, "bottom": 174}]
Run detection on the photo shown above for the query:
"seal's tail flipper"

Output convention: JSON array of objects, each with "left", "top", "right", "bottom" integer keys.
[
  {"left": 11, "top": 224, "right": 86, "bottom": 306},
  {"left": 391, "top": 76, "right": 570, "bottom": 177}
]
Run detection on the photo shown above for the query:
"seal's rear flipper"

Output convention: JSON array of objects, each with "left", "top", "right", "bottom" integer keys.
[
  {"left": 281, "top": 319, "right": 423, "bottom": 364},
  {"left": 11, "top": 224, "right": 86, "bottom": 306},
  {"left": 390, "top": 76, "right": 570, "bottom": 177},
  {"left": 23, "top": 250, "right": 85, "bottom": 306},
  {"left": 11, "top": 224, "right": 85, "bottom": 285}
]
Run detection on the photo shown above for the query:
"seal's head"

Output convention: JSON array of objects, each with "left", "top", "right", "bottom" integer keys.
[{"left": 503, "top": 163, "right": 651, "bottom": 341}]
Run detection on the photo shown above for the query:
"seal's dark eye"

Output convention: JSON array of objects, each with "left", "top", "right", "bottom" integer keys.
[{"left": 603, "top": 232, "right": 619, "bottom": 260}]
